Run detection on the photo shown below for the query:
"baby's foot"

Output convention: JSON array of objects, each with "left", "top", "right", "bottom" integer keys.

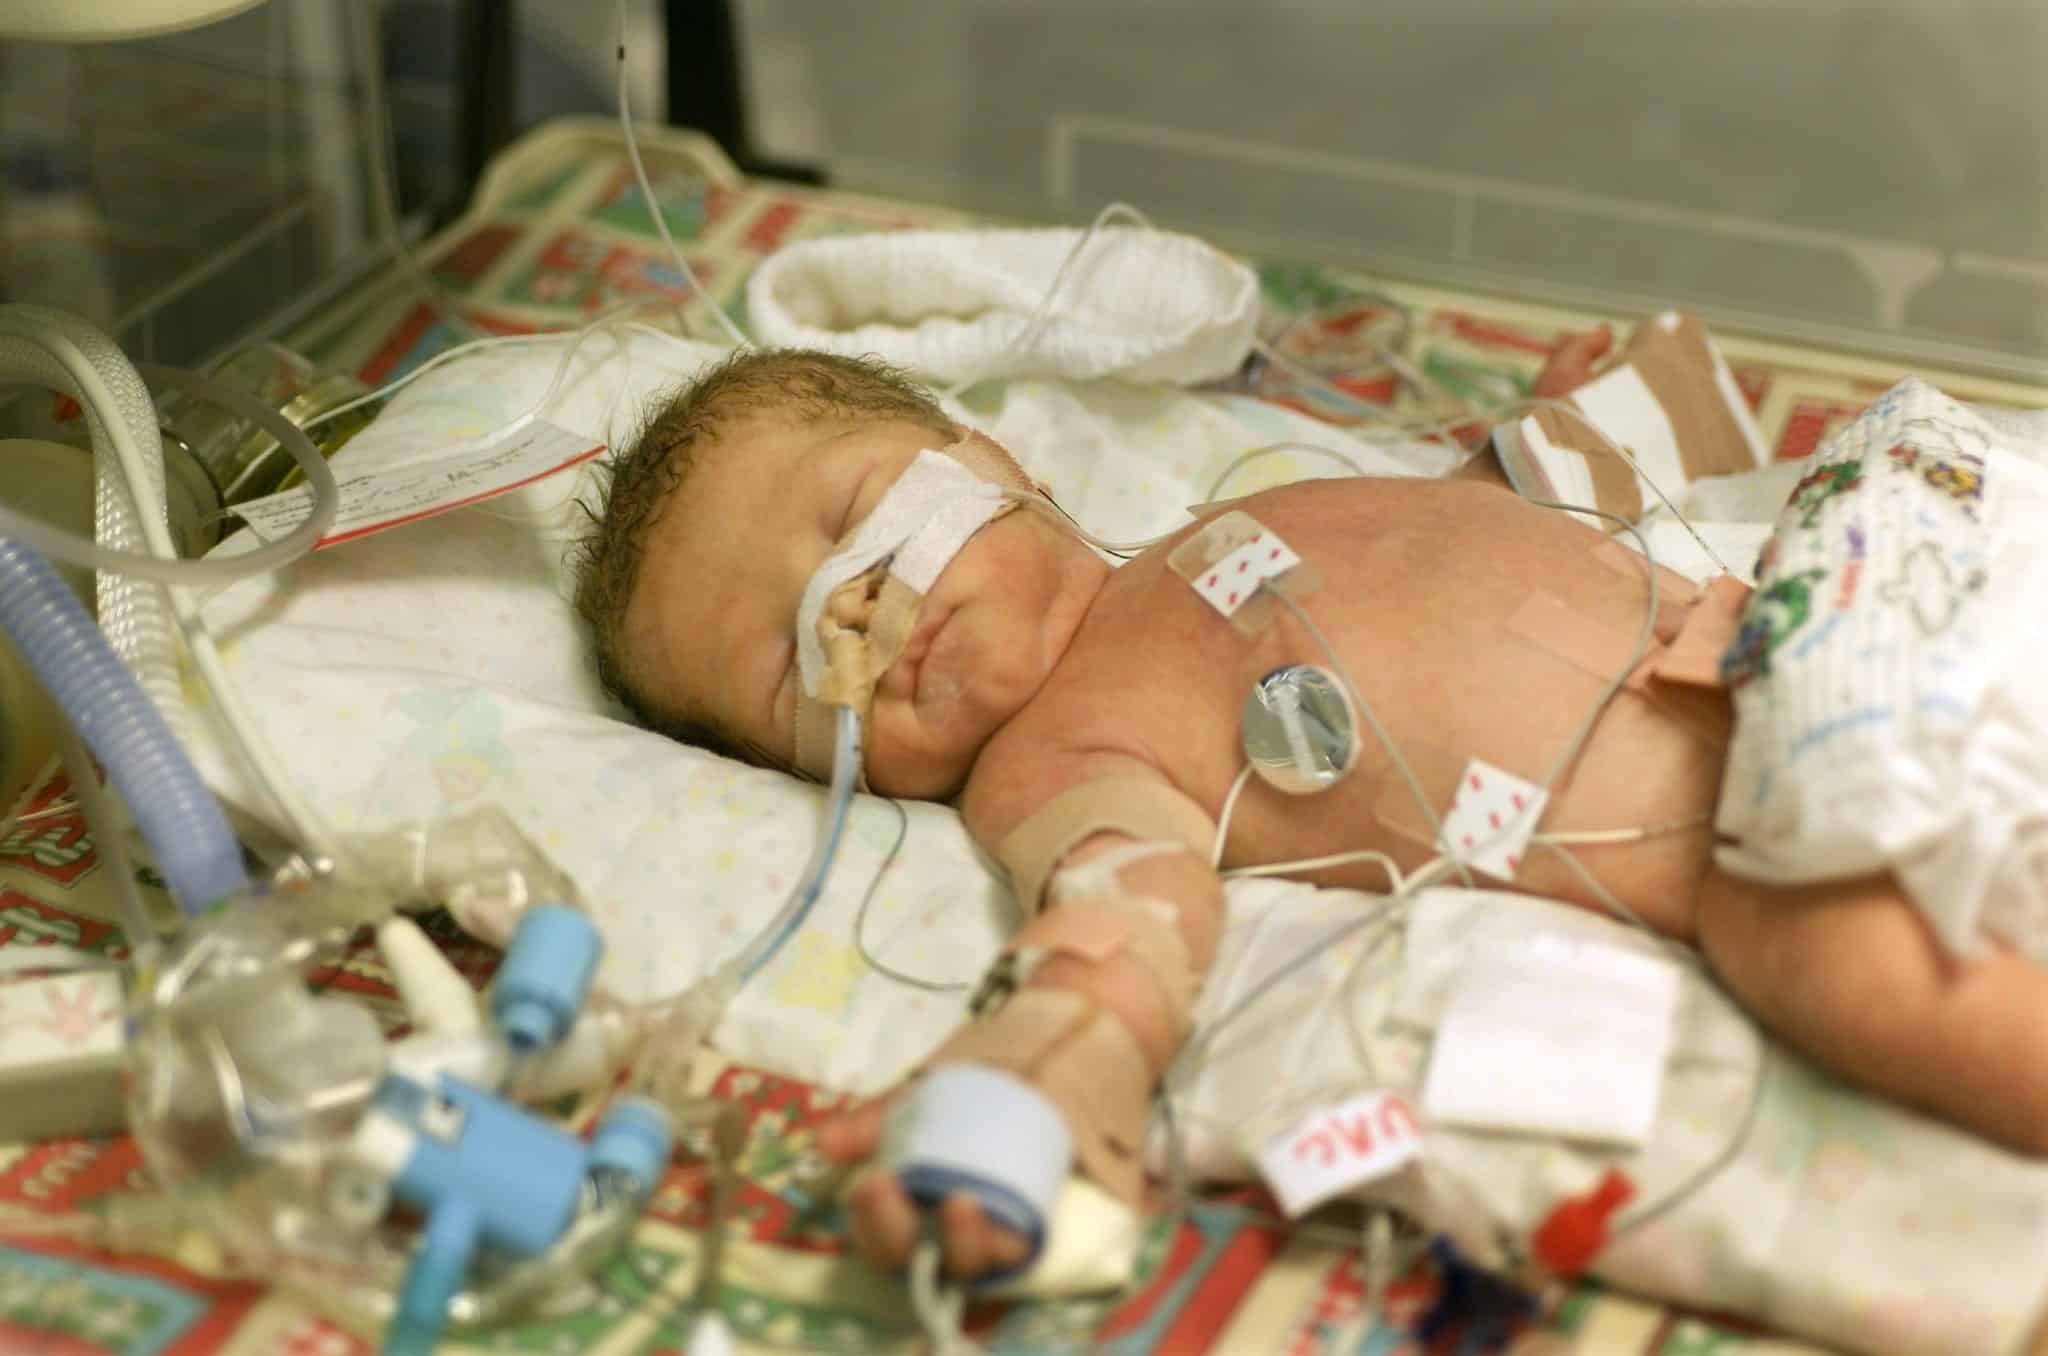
[{"left": 1533, "top": 326, "right": 1615, "bottom": 399}]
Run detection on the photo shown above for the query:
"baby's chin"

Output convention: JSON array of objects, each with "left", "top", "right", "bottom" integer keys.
[
  {"left": 865, "top": 678, "right": 1016, "bottom": 800},
  {"left": 863, "top": 738, "right": 979, "bottom": 801}
]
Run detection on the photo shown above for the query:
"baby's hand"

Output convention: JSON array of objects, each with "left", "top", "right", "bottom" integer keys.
[
  {"left": 1532, "top": 325, "right": 1615, "bottom": 399},
  {"left": 815, "top": 1088, "right": 1037, "bottom": 1280}
]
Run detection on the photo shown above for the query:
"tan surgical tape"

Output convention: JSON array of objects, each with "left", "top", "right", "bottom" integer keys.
[
  {"left": 816, "top": 574, "right": 924, "bottom": 707},
  {"left": 795, "top": 569, "right": 932, "bottom": 779},
  {"left": 997, "top": 778, "right": 1215, "bottom": 915},
  {"left": 1007, "top": 896, "right": 1199, "bottom": 1045},
  {"left": 1622, "top": 312, "right": 1762, "bottom": 483},
  {"left": 793, "top": 692, "right": 841, "bottom": 783},
  {"left": 1515, "top": 594, "right": 1736, "bottom": 757},
  {"left": 1650, "top": 575, "right": 1752, "bottom": 690},
  {"left": 1048, "top": 841, "right": 1190, "bottom": 902},
  {"left": 1520, "top": 405, "right": 1646, "bottom": 524},
  {"left": 946, "top": 429, "right": 1043, "bottom": 498},
  {"left": 1165, "top": 509, "right": 1320, "bottom": 637},
  {"left": 930, "top": 988, "right": 1155, "bottom": 1205}
]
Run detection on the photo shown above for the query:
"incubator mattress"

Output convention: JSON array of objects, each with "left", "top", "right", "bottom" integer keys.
[{"left": 3, "top": 119, "right": 2044, "bottom": 1356}]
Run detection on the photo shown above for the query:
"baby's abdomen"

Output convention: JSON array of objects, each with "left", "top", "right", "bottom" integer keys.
[
  {"left": 1218, "top": 678, "right": 1727, "bottom": 941},
  {"left": 1205, "top": 486, "right": 1731, "bottom": 940}
]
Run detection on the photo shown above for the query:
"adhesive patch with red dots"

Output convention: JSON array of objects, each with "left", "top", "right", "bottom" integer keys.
[
  {"left": 1433, "top": 758, "right": 1550, "bottom": 880},
  {"left": 1188, "top": 529, "right": 1303, "bottom": 617}
]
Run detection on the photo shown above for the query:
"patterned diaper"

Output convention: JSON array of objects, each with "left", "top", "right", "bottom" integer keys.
[{"left": 1715, "top": 378, "right": 2048, "bottom": 960}]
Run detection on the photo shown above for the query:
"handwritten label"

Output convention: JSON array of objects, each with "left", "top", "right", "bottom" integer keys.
[
  {"left": 1254, "top": 1090, "right": 1422, "bottom": 1217},
  {"left": 233, "top": 418, "right": 604, "bottom": 549}
]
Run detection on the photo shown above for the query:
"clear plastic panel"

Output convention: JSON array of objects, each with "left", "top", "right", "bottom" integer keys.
[
  {"left": 738, "top": 0, "right": 2048, "bottom": 380},
  {"left": 0, "top": 1, "right": 375, "bottom": 366}
]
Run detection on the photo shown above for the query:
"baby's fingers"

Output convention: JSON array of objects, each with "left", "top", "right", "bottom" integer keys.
[
  {"left": 938, "top": 1193, "right": 1032, "bottom": 1279},
  {"left": 815, "top": 1095, "right": 892, "bottom": 1163},
  {"left": 847, "top": 1170, "right": 922, "bottom": 1268}
]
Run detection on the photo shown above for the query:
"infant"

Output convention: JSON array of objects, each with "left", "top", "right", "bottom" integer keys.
[{"left": 571, "top": 336, "right": 2048, "bottom": 1286}]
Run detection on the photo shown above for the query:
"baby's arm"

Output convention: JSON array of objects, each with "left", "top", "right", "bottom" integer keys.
[{"left": 815, "top": 769, "right": 1225, "bottom": 1280}]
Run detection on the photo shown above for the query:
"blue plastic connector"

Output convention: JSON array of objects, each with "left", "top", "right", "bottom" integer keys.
[
  {"left": 373, "top": 1071, "right": 592, "bottom": 1355},
  {"left": 0, "top": 539, "right": 246, "bottom": 912},
  {"left": 386, "top": 1194, "right": 478, "bottom": 1356},
  {"left": 589, "top": 1095, "right": 673, "bottom": 1196},
  {"left": 489, "top": 904, "right": 601, "bottom": 1053}
]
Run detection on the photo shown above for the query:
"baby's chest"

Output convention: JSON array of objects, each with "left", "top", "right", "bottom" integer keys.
[{"left": 1017, "top": 559, "right": 1374, "bottom": 800}]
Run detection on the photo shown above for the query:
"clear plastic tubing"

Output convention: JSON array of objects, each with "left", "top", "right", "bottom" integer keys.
[{"left": 736, "top": 704, "right": 861, "bottom": 980}]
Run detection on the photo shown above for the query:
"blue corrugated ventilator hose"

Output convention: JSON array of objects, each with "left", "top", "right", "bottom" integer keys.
[{"left": 0, "top": 538, "right": 246, "bottom": 912}]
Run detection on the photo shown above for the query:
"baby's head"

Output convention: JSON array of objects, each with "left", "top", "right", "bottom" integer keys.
[{"left": 572, "top": 349, "right": 1107, "bottom": 799}]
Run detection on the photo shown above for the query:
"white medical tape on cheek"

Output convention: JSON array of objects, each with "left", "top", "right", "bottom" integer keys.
[{"left": 794, "top": 449, "right": 1010, "bottom": 699}]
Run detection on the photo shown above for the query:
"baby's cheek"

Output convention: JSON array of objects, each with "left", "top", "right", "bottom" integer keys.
[
  {"left": 916, "top": 623, "right": 1013, "bottom": 753},
  {"left": 919, "top": 664, "right": 968, "bottom": 712}
]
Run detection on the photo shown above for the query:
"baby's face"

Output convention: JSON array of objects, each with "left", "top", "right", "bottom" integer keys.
[{"left": 627, "top": 413, "right": 1107, "bottom": 798}]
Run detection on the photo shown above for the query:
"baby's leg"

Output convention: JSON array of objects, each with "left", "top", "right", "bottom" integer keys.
[{"left": 1696, "top": 866, "right": 2048, "bottom": 1157}]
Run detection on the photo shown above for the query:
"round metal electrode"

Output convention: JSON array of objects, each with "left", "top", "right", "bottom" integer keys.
[{"left": 1240, "top": 664, "right": 1361, "bottom": 795}]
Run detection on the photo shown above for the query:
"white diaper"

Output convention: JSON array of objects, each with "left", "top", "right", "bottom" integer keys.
[{"left": 1714, "top": 378, "right": 2048, "bottom": 960}]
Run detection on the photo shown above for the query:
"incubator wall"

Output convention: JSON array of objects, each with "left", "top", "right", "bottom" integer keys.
[
  {"left": 735, "top": 0, "right": 2048, "bottom": 383},
  {"left": 0, "top": 3, "right": 379, "bottom": 367}
]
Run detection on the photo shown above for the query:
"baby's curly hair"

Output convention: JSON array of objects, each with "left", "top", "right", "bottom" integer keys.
[{"left": 568, "top": 347, "right": 957, "bottom": 753}]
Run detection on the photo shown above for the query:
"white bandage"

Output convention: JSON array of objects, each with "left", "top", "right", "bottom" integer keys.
[{"left": 795, "top": 449, "right": 1011, "bottom": 700}]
